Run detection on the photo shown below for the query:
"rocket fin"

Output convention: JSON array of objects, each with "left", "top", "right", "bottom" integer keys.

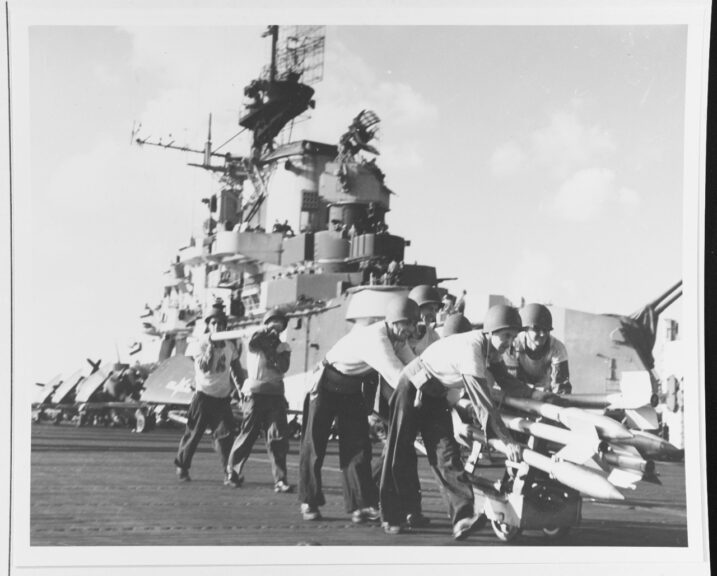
[
  {"left": 607, "top": 468, "right": 641, "bottom": 489},
  {"left": 555, "top": 442, "right": 596, "bottom": 465},
  {"left": 609, "top": 443, "right": 643, "bottom": 458},
  {"left": 624, "top": 405, "right": 659, "bottom": 431}
]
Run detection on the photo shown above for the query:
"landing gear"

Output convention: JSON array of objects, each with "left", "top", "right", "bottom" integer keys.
[{"left": 134, "top": 409, "right": 156, "bottom": 433}]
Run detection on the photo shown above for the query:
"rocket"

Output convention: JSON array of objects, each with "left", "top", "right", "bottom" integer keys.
[
  {"left": 500, "top": 414, "right": 658, "bottom": 486},
  {"left": 502, "top": 397, "right": 633, "bottom": 440},
  {"left": 560, "top": 392, "right": 658, "bottom": 411},
  {"left": 521, "top": 449, "right": 625, "bottom": 501},
  {"left": 457, "top": 420, "right": 624, "bottom": 501}
]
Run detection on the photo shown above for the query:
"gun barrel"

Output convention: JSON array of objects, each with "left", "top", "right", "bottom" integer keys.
[{"left": 650, "top": 280, "right": 683, "bottom": 310}]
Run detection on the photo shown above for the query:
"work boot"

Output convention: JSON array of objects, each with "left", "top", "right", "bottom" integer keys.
[
  {"left": 176, "top": 467, "right": 191, "bottom": 482},
  {"left": 406, "top": 512, "right": 431, "bottom": 528},
  {"left": 300, "top": 503, "right": 322, "bottom": 521},
  {"left": 224, "top": 471, "right": 244, "bottom": 488},
  {"left": 351, "top": 506, "right": 381, "bottom": 524},
  {"left": 274, "top": 480, "right": 293, "bottom": 493},
  {"left": 382, "top": 522, "right": 403, "bottom": 535}
]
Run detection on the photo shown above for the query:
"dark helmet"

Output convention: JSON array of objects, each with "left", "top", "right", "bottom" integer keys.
[
  {"left": 442, "top": 313, "right": 473, "bottom": 336},
  {"left": 520, "top": 303, "right": 553, "bottom": 331},
  {"left": 408, "top": 284, "right": 441, "bottom": 308},
  {"left": 483, "top": 304, "right": 522, "bottom": 334},
  {"left": 205, "top": 301, "right": 228, "bottom": 324},
  {"left": 385, "top": 296, "right": 419, "bottom": 324},
  {"left": 263, "top": 307, "right": 288, "bottom": 330}
]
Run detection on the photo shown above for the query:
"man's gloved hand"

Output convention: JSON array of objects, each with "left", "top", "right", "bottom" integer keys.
[{"left": 504, "top": 440, "right": 523, "bottom": 463}]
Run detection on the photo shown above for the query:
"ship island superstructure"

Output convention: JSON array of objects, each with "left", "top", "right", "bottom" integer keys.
[{"left": 135, "top": 26, "right": 442, "bottom": 407}]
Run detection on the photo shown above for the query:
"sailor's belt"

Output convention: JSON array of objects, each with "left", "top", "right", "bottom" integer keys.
[
  {"left": 405, "top": 358, "right": 445, "bottom": 398},
  {"left": 320, "top": 362, "right": 366, "bottom": 395}
]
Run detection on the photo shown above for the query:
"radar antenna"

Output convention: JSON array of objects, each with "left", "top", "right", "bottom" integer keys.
[{"left": 240, "top": 25, "right": 326, "bottom": 160}]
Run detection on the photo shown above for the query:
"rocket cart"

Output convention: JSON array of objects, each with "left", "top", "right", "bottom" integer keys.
[{"left": 472, "top": 460, "right": 582, "bottom": 542}]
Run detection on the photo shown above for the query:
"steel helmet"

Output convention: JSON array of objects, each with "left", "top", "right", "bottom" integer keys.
[
  {"left": 442, "top": 313, "right": 473, "bottom": 336},
  {"left": 205, "top": 301, "right": 228, "bottom": 324},
  {"left": 385, "top": 296, "right": 419, "bottom": 324},
  {"left": 263, "top": 307, "right": 288, "bottom": 329},
  {"left": 408, "top": 285, "right": 441, "bottom": 308},
  {"left": 483, "top": 304, "right": 522, "bottom": 333},
  {"left": 520, "top": 303, "right": 553, "bottom": 331}
]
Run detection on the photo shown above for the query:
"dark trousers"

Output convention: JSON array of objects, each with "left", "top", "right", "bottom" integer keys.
[
  {"left": 380, "top": 375, "right": 474, "bottom": 526},
  {"left": 227, "top": 394, "right": 289, "bottom": 483},
  {"left": 299, "top": 386, "right": 378, "bottom": 513},
  {"left": 175, "top": 391, "right": 235, "bottom": 472}
]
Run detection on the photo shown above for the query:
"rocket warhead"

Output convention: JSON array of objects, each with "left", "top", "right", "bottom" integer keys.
[{"left": 615, "top": 430, "right": 684, "bottom": 462}]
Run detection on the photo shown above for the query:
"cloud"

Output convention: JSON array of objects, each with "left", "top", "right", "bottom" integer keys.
[
  {"left": 489, "top": 109, "right": 616, "bottom": 179},
  {"left": 489, "top": 109, "right": 640, "bottom": 222},
  {"left": 618, "top": 186, "right": 641, "bottom": 206},
  {"left": 551, "top": 167, "right": 642, "bottom": 222},
  {"left": 124, "top": 27, "right": 264, "bottom": 148},
  {"left": 530, "top": 111, "right": 616, "bottom": 179},
  {"left": 489, "top": 141, "right": 526, "bottom": 175}
]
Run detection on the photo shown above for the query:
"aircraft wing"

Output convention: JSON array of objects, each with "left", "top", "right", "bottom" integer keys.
[
  {"left": 139, "top": 355, "right": 195, "bottom": 405},
  {"left": 33, "top": 374, "right": 63, "bottom": 405},
  {"left": 49, "top": 370, "right": 85, "bottom": 404},
  {"left": 74, "top": 363, "right": 114, "bottom": 403}
]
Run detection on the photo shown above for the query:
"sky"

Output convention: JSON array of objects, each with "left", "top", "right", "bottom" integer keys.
[{"left": 24, "top": 24, "right": 688, "bottom": 382}]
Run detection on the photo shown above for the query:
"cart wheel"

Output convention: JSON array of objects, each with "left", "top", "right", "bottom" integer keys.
[
  {"left": 491, "top": 520, "right": 521, "bottom": 542},
  {"left": 542, "top": 526, "right": 570, "bottom": 539},
  {"left": 135, "top": 409, "right": 148, "bottom": 433}
]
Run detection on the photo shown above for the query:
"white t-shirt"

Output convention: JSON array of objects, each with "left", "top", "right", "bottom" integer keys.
[
  {"left": 325, "top": 321, "right": 416, "bottom": 389},
  {"left": 419, "top": 331, "right": 501, "bottom": 390},
  {"left": 504, "top": 332, "right": 568, "bottom": 388},
  {"left": 187, "top": 335, "right": 240, "bottom": 398}
]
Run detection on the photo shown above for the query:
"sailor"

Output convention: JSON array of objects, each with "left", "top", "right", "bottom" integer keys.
[
  {"left": 174, "top": 302, "right": 242, "bottom": 484},
  {"left": 225, "top": 308, "right": 293, "bottom": 493},
  {"left": 406, "top": 284, "right": 442, "bottom": 356},
  {"left": 366, "top": 284, "right": 442, "bottom": 528},
  {"left": 379, "top": 304, "right": 539, "bottom": 539},
  {"left": 504, "top": 303, "right": 572, "bottom": 394},
  {"left": 298, "top": 296, "right": 418, "bottom": 524}
]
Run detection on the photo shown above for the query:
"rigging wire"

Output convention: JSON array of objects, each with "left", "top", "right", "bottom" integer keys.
[{"left": 213, "top": 126, "right": 248, "bottom": 154}]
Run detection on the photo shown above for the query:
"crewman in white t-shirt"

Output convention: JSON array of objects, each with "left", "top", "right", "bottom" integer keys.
[
  {"left": 174, "top": 302, "right": 242, "bottom": 484},
  {"left": 503, "top": 303, "right": 572, "bottom": 394},
  {"left": 380, "top": 304, "right": 541, "bottom": 539},
  {"left": 298, "top": 296, "right": 418, "bottom": 524},
  {"left": 225, "top": 308, "right": 293, "bottom": 493}
]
